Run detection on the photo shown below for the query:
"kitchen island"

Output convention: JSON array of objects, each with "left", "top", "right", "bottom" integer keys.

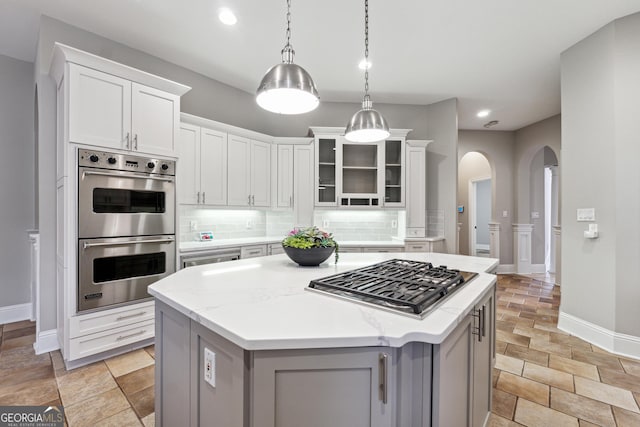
[{"left": 149, "top": 252, "right": 498, "bottom": 427}]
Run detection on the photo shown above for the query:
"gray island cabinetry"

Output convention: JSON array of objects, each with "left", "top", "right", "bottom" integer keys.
[{"left": 150, "top": 253, "right": 497, "bottom": 427}]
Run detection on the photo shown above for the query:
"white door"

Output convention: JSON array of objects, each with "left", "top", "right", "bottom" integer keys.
[
  {"left": 177, "top": 123, "right": 200, "bottom": 204},
  {"left": 131, "top": 83, "right": 179, "bottom": 157},
  {"left": 200, "top": 128, "right": 227, "bottom": 206},
  {"left": 68, "top": 64, "right": 131, "bottom": 149},
  {"left": 250, "top": 140, "right": 271, "bottom": 207},
  {"left": 227, "top": 134, "right": 251, "bottom": 206},
  {"left": 277, "top": 145, "right": 294, "bottom": 208}
]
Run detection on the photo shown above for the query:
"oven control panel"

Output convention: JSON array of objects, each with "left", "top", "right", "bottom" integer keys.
[{"left": 78, "top": 149, "right": 175, "bottom": 175}]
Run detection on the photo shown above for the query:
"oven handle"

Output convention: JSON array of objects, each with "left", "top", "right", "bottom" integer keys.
[
  {"left": 82, "top": 170, "right": 174, "bottom": 183},
  {"left": 82, "top": 238, "right": 175, "bottom": 250}
]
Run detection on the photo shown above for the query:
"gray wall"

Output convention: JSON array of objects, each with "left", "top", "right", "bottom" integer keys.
[
  {"left": 426, "top": 98, "right": 458, "bottom": 253},
  {"left": 0, "top": 54, "right": 35, "bottom": 308},
  {"left": 458, "top": 130, "right": 516, "bottom": 265},
  {"left": 561, "top": 11, "right": 640, "bottom": 339},
  {"left": 457, "top": 152, "right": 491, "bottom": 255}
]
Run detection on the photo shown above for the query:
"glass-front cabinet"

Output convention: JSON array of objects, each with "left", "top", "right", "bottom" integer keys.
[{"left": 311, "top": 127, "right": 410, "bottom": 208}]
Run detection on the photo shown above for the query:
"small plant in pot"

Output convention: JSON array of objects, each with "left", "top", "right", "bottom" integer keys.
[{"left": 282, "top": 226, "right": 339, "bottom": 266}]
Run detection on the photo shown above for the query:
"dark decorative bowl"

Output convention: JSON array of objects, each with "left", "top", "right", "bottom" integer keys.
[{"left": 282, "top": 245, "right": 335, "bottom": 266}]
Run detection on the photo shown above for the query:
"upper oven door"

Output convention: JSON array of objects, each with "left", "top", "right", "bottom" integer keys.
[{"left": 78, "top": 167, "right": 175, "bottom": 238}]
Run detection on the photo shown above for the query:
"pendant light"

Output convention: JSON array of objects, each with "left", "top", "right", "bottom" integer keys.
[
  {"left": 256, "top": 0, "right": 319, "bottom": 114},
  {"left": 345, "top": 0, "right": 390, "bottom": 142}
]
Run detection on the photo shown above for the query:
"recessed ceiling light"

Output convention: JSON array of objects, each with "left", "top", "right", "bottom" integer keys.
[
  {"left": 477, "top": 109, "right": 491, "bottom": 118},
  {"left": 358, "top": 59, "right": 371, "bottom": 70},
  {"left": 218, "top": 8, "right": 237, "bottom": 26}
]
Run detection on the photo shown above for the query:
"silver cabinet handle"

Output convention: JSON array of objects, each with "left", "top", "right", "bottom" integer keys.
[
  {"left": 197, "top": 191, "right": 200, "bottom": 204},
  {"left": 116, "top": 330, "right": 146, "bottom": 341},
  {"left": 472, "top": 307, "right": 484, "bottom": 342},
  {"left": 203, "top": 192, "right": 206, "bottom": 204},
  {"left": 133, "top": 134, "right": 138, "bottom": 150},
  {"left": 379, "top": 353, "right": 388, "bottom": 404},
  {"left": 289, "top": 195, "right": 292, "bottom": 207},
  {"left": 481, "top": 304, "right": 486, "bottom": 338},
  {"left": 82, "top": 170, "right": 173, "bottom": 182},
  {"left": 251, "top": 195, "right": 255, "bottom": 205},
  {"left": 82, "top": 237, "right": 174, "bottom": 250},
  {"left": 124, "top": 132, "right": 130, "bottom": 149},
  {"left": 116, "top": 311, "right": 147, "bottom": 321},
  {"left": 248, "top": 195, "right": 251, "bottom": 205}
]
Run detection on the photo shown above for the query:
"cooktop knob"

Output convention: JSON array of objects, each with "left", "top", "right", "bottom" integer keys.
[
  {"left": 89, "top": 154, "right": 99, "bottom": 162},
  {"left": 107, "top": 157, "right": 116, "bottom": 164},
  {"left": 147, "top": 161, "right": 156, "bottom": 169},
  {"left": 161, "top": 163, "right": 169, "bottom": 171}
]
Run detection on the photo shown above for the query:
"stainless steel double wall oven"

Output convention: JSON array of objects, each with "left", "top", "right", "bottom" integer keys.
[{"left": 77, "top": 149, "right": 176, "bottom": 312}]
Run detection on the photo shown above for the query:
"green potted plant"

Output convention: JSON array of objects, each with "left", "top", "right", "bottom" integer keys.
[{"left": 282, "top": 226, "right": 339, "bottom": 266}]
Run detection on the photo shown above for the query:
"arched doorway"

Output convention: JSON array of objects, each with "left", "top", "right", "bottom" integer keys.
[{"left": 458, "top": 152, "right": 492, "bottom": 256}]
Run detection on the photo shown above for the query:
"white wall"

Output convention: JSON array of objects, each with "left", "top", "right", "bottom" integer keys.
[
  {"left": 561, "top": 11, "right": 640, "bottom": 351},
  {"left": 0, "top": 54, "right": 35, "bottom": 308}
]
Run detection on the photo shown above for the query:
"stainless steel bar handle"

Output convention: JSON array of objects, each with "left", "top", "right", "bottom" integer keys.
[
  {"left": 83, "top": 237, "right": 174, "bottom": 250},
  {"left": 203, "top": 192, "right": 206, "bottom": 204},
  {"left": 248, "top": 195, "right": 251, "bottom": 205},
  {"left": 289, "top": 195, "right": 292, "bottom": 207},
  {"left": 124, "top": 132, "right": 130, "bottom": 149},
  {"left": 82, "top": 170, "right": 173, "bottom": 182},
  {"left": 251, "top": 195, "right": 255, "bottom": 205},
  {"left": 197, "top": 191, "right": 200, "bottom": 204},
  {"left": 133, "top": 134, "right": 138, "bottom": 150},
  {"left": 472, "top": 308, "right": 481, "bottom": 341},
  {"left": 116, "top": 330, "right": 146, "bottom": 341},
  {"left": 481, "top": 305, "right": 486, "bottom": 338},
  {"left": 379, "top": 353, "right": 388, "bottom": 404},
  {"left": 116, "top": 311, "right": 147, "bottom": 321}
]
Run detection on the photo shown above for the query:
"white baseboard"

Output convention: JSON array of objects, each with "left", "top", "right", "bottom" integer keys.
[
  {"left": 531, "top": 264, "right": 547, "bottom": 274},
  {"left": 496, "top": 264, "right": 515, "bottom": 274},
  {"left": 0, "top": 303, "right": 32, "bottom": 324},
  {"left": 558, "top": 312, "right": 640, "bottom": 360},
  {"left": 33, "top": 329, "right": 60, "bottom": 355},
  {"left": 476, "top": 244, "right": 490, "bottom": 250}
]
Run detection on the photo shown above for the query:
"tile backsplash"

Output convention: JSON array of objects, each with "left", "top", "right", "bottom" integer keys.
[
  {"left": 313, "top": 210, "right": 401, "bottom": 241},
  {"left": 179, "top": 206, "right": 266, "bottom": 241}
]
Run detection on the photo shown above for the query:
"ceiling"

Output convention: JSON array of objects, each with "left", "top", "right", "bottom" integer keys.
[{"left": 2, "top": 0, "right": 640, "bottom": 130}]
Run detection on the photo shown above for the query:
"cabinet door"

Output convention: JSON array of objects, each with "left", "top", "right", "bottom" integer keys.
[
  {"left": 178, "top": 123, "right": 200, "bottom": 204},
  {"left": 472, "top": 289, "right": 495, "bottom": 427},
  {"left": 68, "top": 64, "right": 131, "bottom": 149},
  {"left": 315, "top": 137, "right": 337, "bottom": 206},
  {"left": 131, "top": 82, "right": 179, "bottom": 157},
  {"left": 227, "top": 134, "right": 251, "bottom": 206},
  {"left": 338, "top": 139, "right": 384, "bottom": 206},
  {"left": 250, "top": 140, "right": 271, "bottom": 207},
  {"left": 383, "top": 140, "right": 405, "bottom": 207},
  {"left": 433, "top": 314, "right": 473, "bottom": 427},
  {"left": 405, "top": 144, "right": 426, "bottom": 236},
  {"left": 276, "top": 145, "right": 294, "bottom": 208},
  {"left": 252, "top": 347, "right": 393, "bottom": 427},
  {"left": 200, "top": 128, "right": 227, "bottom": 206},
  {"left": 293, "top": 144, "right": 314, "bottom": 227}
]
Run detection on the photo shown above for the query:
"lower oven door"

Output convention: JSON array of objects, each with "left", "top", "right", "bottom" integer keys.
[{"left": 78, "top": 235, "right": 176, "bottom": 312}]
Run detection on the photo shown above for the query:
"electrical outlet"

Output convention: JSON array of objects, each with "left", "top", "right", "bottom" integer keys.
[
  {"left": 190, "top": 220, "right": 197, "bottom": 231},
  {"left": 204, "top": 347, "right": 216, "bottom": 388},
  {"left": 502, "top": 211, "right": 508, "bottom": 218},
  {"left": 322, "top": 220, "right": 330, "bottom": 228},
  {"left": 391, "top": 220, "right": 397, "bottom": 229}
]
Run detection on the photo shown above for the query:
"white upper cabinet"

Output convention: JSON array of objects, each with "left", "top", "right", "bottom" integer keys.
[
  {"left": 178, "top": 123, "right": 227, "bottom": 206},
  {"left": 51, "top": 42, "right": 190, "bottom": 159},
  {"left": 227, "top": 135, "right": 270, "bottom": 207},
  {"left": 276, "top": 145, "right": 294, "bottom": 208},
  {"left": 69, "top": 64, "right": 131, "bottom": 149},
  {"left": 405, "top": 140, "right": 431, "bottom": 237}
]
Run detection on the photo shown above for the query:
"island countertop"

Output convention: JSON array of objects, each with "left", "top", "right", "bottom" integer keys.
[{"left": 149, "top": 252, "right": 498, "bottom": 351}]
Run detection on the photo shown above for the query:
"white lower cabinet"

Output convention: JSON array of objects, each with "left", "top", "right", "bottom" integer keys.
[
  {"left": 268, "top": 243, "right": 285, "bottom": 255},
  {"left": 240, "top": 244, "right": 267, "bottom": 259},
  {"left": 68, "top": 300, "right": 155, "bottom": 360}
]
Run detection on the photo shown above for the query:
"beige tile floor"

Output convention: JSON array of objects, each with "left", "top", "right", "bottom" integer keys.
[{"left": 1, "top": 274, "right": 639, "bottom": 426}]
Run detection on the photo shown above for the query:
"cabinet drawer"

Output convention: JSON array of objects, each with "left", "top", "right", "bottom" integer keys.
[
  {"left": 69, "top": 319, "right": 154, "bottom": 360},
  {"left": 404, "top": 242, "right": 428, "bottom": 252},
  {"left": 69, "top": 301, "right": 154, "bottom": 338},
  {"left": 268, "top": 244, "right": 285, "bottom": 255},
  {"left": 338, "top": 247, "right": 363, "bottom": 253},
  {"left": 241, "top": 245, "right": 267, "bottom": 259},
  {"left": 362, "top": 247, "right": 403, "bottom": 253}
]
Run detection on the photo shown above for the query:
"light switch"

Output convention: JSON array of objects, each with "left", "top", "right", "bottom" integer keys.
[
  {"left": 502, "top": 211, "right": 508, "bottom": 218},
  {"left": 531, "top": 211, "right": 540, "bottom": 219},
  {"left": 577, "top": 208, "right": 595, "bottom": 222}
]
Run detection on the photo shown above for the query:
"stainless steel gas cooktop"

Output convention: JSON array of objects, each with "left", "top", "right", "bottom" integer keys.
[{"left": 307, "top": 259, "right": 477, "bottom": 319}]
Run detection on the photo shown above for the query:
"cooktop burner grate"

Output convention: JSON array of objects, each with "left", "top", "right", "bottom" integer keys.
[{"left": 308, "top": 259, "right": 477, "bottom": 317}]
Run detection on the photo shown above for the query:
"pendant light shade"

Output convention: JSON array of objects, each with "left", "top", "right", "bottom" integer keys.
[
  {"left": 345, "top": 0, "right": 389, "bottom": 142},
  {"left": 256, "top": 0, "right": 319, "bottom": 115}
]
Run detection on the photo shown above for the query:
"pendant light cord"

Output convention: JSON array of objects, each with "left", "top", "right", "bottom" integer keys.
[
  {"left": 363, "top": 0, "right": 372, "bottom": 107},
  {"left": 281, "top": 0, "right": 294, "bottom": 63}
]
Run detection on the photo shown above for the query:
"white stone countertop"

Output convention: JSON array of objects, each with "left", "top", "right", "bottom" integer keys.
[
  {"left": 149, "top": 253, "right": 498, "bottom": 351},
  {"left": 179, "top": 238, "right": 405, "bottom": 252}
]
